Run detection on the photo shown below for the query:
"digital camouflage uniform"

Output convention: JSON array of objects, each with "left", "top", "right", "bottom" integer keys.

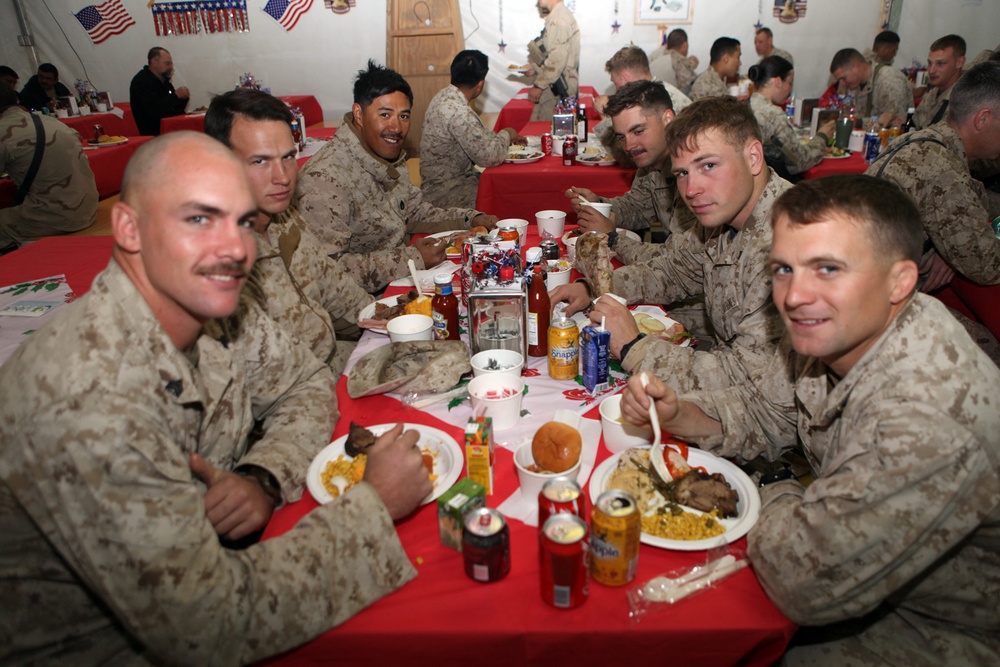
[
  {"left": 593, "top": 81, "right": 690, "bottom": 167},
  {"left": 419, "top": 84, "right": 515, "bottom": 209},
  {"left": 912, "top": 82, "right": 953, "bottom": 130},
  {"left": 688, "top": 67, "right": 729, "bottom": 101},
  {"left": 865, "top": 122, "right": 1000, "bottom": 285},
  {"left": 749, "top": 92, "right": 829, "bottom": 175},
  {"left": 849, "top": 62, "right": 912, "bottom": 121},
  {"left": 649, "top": 48, "right": 698, "bottom": 93},
  {"left": 764, "top": 47, "right": 794, "bottom": 66},
  {"left": 526, "top": 1, "right": 580, "bottom": 121},
  {"left": 862, "top": 47, "right": 893, "bottom": 67},
  {"left": 0, "top": 261, "right": 416, "bottom": 665},
  {"left": 254, "top": 207, "right": 372, "bottom": 377},
  {"left": 682, "top": 295, "right": 1000, "bottom": 665},
  {"left": 610, "top": 170, "right": 791, "bottom": 392},
  {"left": 0, "top": 105, "right": 98, "bottom": 247},
  {"left": 296, "top": 114, "right": 480, "bottom": 293}
]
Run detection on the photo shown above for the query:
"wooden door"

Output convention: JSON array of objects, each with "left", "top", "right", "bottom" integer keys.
[{"left": 387, "top": 0, "right": 464, "bottom": 156}]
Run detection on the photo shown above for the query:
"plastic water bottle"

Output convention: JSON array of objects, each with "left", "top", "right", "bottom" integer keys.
[
  {"left": 864, "top": 116, "right": 881, "bottom": 164},
  {"left": 785, "top": 93, "right": 796, "bottom": 126}
]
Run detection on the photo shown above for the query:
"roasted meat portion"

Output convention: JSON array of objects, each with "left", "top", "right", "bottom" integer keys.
[
  {"left": 668, "top": 469, "right": 739, "bottom": 518},
  {"left": 372, "top": 290, "right": 419, "bottom": 321},
  {"left": 344, "top": 422, "right": 377, "bottom": 457}
]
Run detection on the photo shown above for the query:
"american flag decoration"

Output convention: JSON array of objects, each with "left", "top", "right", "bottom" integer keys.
[
  {"left": 74, "top": 0, "right": 136, "bottom": 45},
  {"left": 152, "top": 1, "right": 250, "bottom": 37},
  {"left": 263, "top": 0, "right": 313, "bottom": 30}
]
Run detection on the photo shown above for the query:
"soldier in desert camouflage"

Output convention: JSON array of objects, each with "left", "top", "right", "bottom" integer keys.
[
  {"left": 297, "top": 61, "right": 497, "bottom": 293},
  {"left": 649, "top": 28, "right": 699, "bottom": 94},
  {"left": 622, "top": 174, "right": 1000, "bottom": 666},
  {"left": 688, "top": 37, "right": 741, "bottom": 101},
  {"left": 0, "top": 132, "right": 431, "bottom": 664}
]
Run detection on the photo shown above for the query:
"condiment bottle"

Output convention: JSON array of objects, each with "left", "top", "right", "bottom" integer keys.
[
  {"left": 527, "top": 265, "right": 550, "bottom": 357},
  {"left": 432, "top": 273, "right": 460, "bottom": 341},
  {"left": 576, "top": 103, "right": 588, "bottom": 142}
]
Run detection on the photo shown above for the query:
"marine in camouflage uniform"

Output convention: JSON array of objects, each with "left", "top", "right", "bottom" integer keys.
[
  {"left": 649, "top": 48, "right": 698, "bottom": 93},
  {"left": 912, "top": 82, "right": 953, "bottom": 130},
  {"left": 0, "top": 261, "right": 416, "bottom": 664},
  {"left": 682, "top": 294, "right": 1000, "bottom": 665},
  {"left": 0, "top": 103, "right": 98, "bottom": 247},
  {"left": 526, "top": 0, "right": 580, "bottom": 122},
  {"left": 419, "top": 84, "right": 517, "bottom": 209},
  {"left": 609, "top": 170, "right": 791, "bottom": 392},
  {"left": 865, "top": 122, "right": 1000, "bottom": 286},
  {"left": 688, "top": 67, "right": 728, "bottom": 101},
  {"left": 253, "top": 206, "right": 372, "bottom": 377},
  {"left": 594, "top": 81, "right": 690, "bottom": 167},
  {"left": 749, "top": 91, "right": 829, "bottom": 175},
  {"left": 296, "top": 114, "right": 481, "bottom": 293},
  {"left": 847, "top": 61, "right": 912, "bottom": 122}
]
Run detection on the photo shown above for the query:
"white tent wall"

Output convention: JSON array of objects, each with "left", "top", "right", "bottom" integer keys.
[{"left": 2, "top": 1, "right": 998, "bottom": 120}]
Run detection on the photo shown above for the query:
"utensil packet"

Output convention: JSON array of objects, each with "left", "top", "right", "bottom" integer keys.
[{"left": 626, "top": 546, "right": 747, "bottom": 623}]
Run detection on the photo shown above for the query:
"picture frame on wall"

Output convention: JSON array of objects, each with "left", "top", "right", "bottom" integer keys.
[{"left": 636, "top": 0, "right": 694, "bottom": 25}]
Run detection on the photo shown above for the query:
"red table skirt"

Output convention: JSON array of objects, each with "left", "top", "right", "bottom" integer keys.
[
  {"left": 85, "top": 136, "right": 154, "bottom": 199},
  {"left": 160, "top": 112, "right": 207, "bottom": 135},
  {"left": 801, "top": 151, "right": 868, "bottom": 179},
  {"left": 57, "top": 107, "right": 140, "bottom": 139},
  {"left": 476, "top": 121, "right": 634, "bottom": 222},
  {"left": 494, "top": 86, "right": 603, "bottom": 133},
  {"left": 0, "top": 236, "right": 112, "bottom": 292},
  {"left": 278, "top": 95, "right": 323, "bottom": 127}
]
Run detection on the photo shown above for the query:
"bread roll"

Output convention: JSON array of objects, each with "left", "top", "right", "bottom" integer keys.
[{"left": 532, "top": 422, "right": 582, "bottom": 473}]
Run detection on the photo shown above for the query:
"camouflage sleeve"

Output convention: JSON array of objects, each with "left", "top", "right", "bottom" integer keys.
[
  {"left": 614, "top": 234, "right": 663, "bottom": 265},
  {"left": 688, "top": 72, "right": 723, "bottom": 102},
  {"left": 449, "top": 110, "right": 511, "bottom": 169},
  {"left": 535, "top": 20, "right": 573, "bottom": 89},
  {"left": 611, "top": 226, "right": 706, "bottom": 305},
  {"left": 768, "top": 107, "right": 827, "bottom": 175},
  {"left": 238, "top": 305, "right": 338, "bottom": 503},
  {"left": 872, "top": 70, "right": 912, "bottom": 120},
  {"left": 403, "top": 181, "right": 479, "bottom": 236},
  {"left": 674, "top": 54, "right": 697, "bottom": 92},
  {"left": 611, "top": 171, "right": 669, "bottom": 231},
  {"left": 25, "top": 393, "right": 414, "bottom": 664},
  {"left": 747, "top": 398, "right": 993, "bottom": 626}
]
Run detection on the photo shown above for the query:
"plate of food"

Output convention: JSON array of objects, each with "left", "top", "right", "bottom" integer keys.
[
  {"left": 824, "top": 146, "right": 850, "bottom": 159},
  {"left": 87, "top": 135, "right": 128, "bottom": 147},
  {"left": 506, "top": 148, "right": 545, "bottom": 164},
  {"left": 307, "top": 422, "right": 463, "bottom": 506},
  {"left": 357, "top": 291, "right": 431, "bottom": 334},
  {"left": 507, "top": 64, "right": 532, "bottom": 75},
  {"left": 589, "top": 446, "right": 760, "bottom": 551},
  {"left": 632, "top": 311, "right": 692, "bottom": 347},
  {"left": 576, "top": 149, "right": 616, "bottom": 167},
  {"left": 426, "top": 228, "right": 487, "bottom": 258}
]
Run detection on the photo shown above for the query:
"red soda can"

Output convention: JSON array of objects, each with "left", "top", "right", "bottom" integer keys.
[
  {"left": 562, "top": 135, "right": 578, "bottom": 166},
  {"left": 92, "top": 124, "right": 104, "bottom": 142},
  {"left": 463, "top": 508, "right": 511, "bottom": 583},
  {"left": 541, "top": 132, "right": 553, "bottom": 156},
  {"left": 540, "top": 513, "right": 590, "bottom": 609},
  {"left": 538, "top": 476, "right": 585, "bottom": 528}
]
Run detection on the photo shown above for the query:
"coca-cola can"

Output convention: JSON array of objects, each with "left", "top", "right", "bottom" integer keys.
[
  {"left": 92, "top": 124, "right": 104, "bottom": 143},
  {"left": 538, "top": 476, "right": 585, "bottom": 528},
  {"left": 540, "top": 513, "right": 590, "bottom": 609},
  {"left": 541, "top": 132, "right": 553, "bottom": 156},
  {"left": 562, "top": 135, "right": 578, "bottom": 166}
]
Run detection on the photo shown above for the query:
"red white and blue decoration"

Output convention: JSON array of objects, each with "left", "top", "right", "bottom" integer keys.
[
  {"left": 74, "top": 0, "right": 136, "bottom": 45},
  {"left": 262, "top": 0, "right": 312, "bottom": 30},
  {"left": 152, "top": 1, "right": 250, "bottom": 36}
]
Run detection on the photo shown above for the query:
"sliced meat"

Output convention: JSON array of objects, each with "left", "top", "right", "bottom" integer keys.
[
  {"left": 344, "top": 422, "right": 377, "bottom": 457},
  {"left": 668, "top": 469, "right": 739, "bottom": 518}
]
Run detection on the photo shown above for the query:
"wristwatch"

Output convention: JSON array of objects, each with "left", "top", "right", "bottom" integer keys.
[
  {"left": 619, "top": 333, "right": 646, "bottom": 361},
  {"left": 235, "top": 465, "right": 282, "bottom": 505},
  {"left": 758, "top": 467, "right": 795, "bottom": 487}
]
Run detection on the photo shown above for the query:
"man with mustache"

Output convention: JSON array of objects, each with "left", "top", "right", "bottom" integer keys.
[
  {"left": 206, "top": 88, "right": 373, "bottom": 375},
  {"left": 129, "top": 47, "right": 190, "bottom": 136},
  {"left": 0, "top": 132, "right": 432, "bottom": 663},
  {"left": 551, "top": 97, "right": 790, "bottom": 393},
  {"left": 621, "top": 175, "right": 1000, "bottom": 665},
  {"left": 298, "top": 61, "right": 497, "bottom": 293}
]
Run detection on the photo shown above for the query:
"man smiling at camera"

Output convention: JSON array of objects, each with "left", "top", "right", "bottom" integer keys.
[{"left": 297, "top": 60, "right": 497, "bottom": 293}]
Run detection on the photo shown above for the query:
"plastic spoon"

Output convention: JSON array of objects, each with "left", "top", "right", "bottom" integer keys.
[
  {"left": 407, "top": 259, "right": 424, "bottom": 294},
  {"left": 640, "top": 372, "right": 672, "bottom": 482}
]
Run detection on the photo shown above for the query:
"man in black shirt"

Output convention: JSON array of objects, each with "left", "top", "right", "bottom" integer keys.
[
  {"left": 129, "top": 47, "right": 190, "bottom": 135},
  {"left": 19, "top": 63, "right": 71, "bottom": 112}
]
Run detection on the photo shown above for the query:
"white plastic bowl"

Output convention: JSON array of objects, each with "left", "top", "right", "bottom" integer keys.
[
  {"left": 470, "top": 349, "right": 524, "bottom": 380},
  {"left": 514, "top": 442, "right": 582, "bottom": 501},
  {"left": 386, "top": 314, "right": 434, "bottom": 342},
  {"left": 535, "top": 210, "right": 567, "bottom": 240},
  {"left": 468, "top": 374, "right": 524, "bottom": 431},
  {"left": 599, "top": 394, "right": 654, "bottom": 453}
]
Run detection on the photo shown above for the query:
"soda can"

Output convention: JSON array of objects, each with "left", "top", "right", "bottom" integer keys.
[
  {"left": 462, "top": 507, "right": 511, "bottom": 583},
  {"left": 539, "top": 240, "right": 560, "bottom": 261},
  {"left": 590, "top": 489, "right": 640, "bottom": 586},
  {"left": 538, "top": 476, "right": 585, "bottom": 528},
  {"left": 580, "top": 324, "right": 610, "bottom": 395},
  {"left": 548, "top": 318, "right": 579, "bottom": 381},
  {"left": 562, "top": 135, "right": 578, "bottom": 167},
  {"left": 92, "top": 124, "right": 104, "bottom": 143},
  {"left": 541, "top": 132, "right": 553, "bottom": 156},
  {"left": 540, "top": 513, "right": 590, "bottom": 609}
]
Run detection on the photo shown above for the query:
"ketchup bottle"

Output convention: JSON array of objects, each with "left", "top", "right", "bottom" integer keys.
[
  {"left": 527, "top": 265, "right": 550, "bottom": 356},
  {"left": 432, "top": 273, "right": 460, "bottom": 341}
]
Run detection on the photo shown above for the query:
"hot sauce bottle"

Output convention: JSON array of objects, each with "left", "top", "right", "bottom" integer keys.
[
  {"left": 432, "top": 273, "right": 460, "bottom": 341},
  {"left": 527, "top": 265, "right": 550, "bottom": 356}
]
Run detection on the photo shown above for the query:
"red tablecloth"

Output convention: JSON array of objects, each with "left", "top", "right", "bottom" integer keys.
[
  {"left": 278, "top": 95, "right": 323, "bottom": 127},
  {"left": 0, "top": 236, "right": 112, "bottom": 292},
  {"left": 58, "top": 107, "right": 140, "bottom": 138},
  {"left": 477, "top": 121, "right": 634, "bottom": 221},
  {"left": 85, "top": 136, "right": 154, "bottom": 199},
  {"left": 494, "top": 86, "right": 603, "bottom": 133},
  {"left": 160, "top": 112, "right": 207, "bottom": 135},
  {"left": 801, "top": 152, "right": 867, "bottom": 179}
]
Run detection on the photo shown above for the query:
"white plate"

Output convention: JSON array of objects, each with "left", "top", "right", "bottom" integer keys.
[
  {"left": 307, "top": 423, "right": 463, "bottom": 506},
  {"left": 86, "top": 137, "right": 128, "bottom": 147},
  {"left": 589, "top": 447, "right": 760, "bottom": 551},
  {"left": 632, "top": 311, "right": 692, "bottom": 347},
  {"left": 576, "top": 154, "right": 616, "bottom": 167},
  {"left": 357, "top": 295, "right": 402, "bottom": 335},
  {"left": 562, "top": 228, "right": 641, "bottom": 245},
  {"left": 427, "top": 230, "right": 473, "bottom": 259},
  {"left": 824, "top": 151, "right": 851, "bottom": 160},
  {"left": 507, "top": 66, "right": 532, "bottom": 74},
  {"left": 506, "top": 151, "right": 545, "bottom": 164}
]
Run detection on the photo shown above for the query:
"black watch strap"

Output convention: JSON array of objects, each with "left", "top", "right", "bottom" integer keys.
[
  {"left": 619, "top": 333, "right": 646, "bottom": 361},
  {"left": 759, "top": 467, "right": 795, "bottom": 487},
  {"left": 606, "top": 229, "right": 619, "bottom": 249},
  {"left": 235, "top": 465, "right": 282, "bottom": 505}
]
